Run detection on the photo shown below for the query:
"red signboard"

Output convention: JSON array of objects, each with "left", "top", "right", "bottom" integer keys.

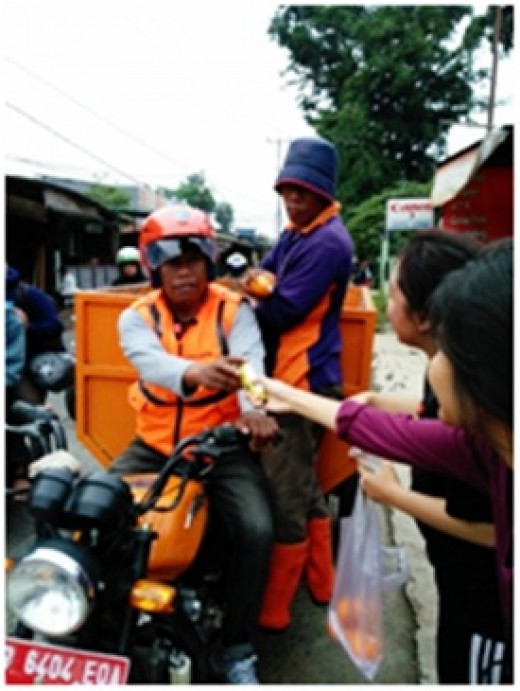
[{"left": 442, "top": 166, "right": 512, "bottom": 242}]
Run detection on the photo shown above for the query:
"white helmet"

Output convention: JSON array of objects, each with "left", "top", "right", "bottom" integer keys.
[
  {"left": 226, "top": 252, "right": 248, "bottom": 270},
  {"left": 116, "top": 246, "right": 141, "bottom": 265}
]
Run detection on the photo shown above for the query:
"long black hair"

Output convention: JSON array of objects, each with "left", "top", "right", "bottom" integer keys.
[
  {"left": 397, "top": 230, "right": 482, "bottom": 319},
  {"left": 429, "top": 238, "right": 513, "bottom": 428}
]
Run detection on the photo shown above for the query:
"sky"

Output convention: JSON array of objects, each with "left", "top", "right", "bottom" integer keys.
[{"left": 3, "top": 1, "right": 516, "bottom": 239}]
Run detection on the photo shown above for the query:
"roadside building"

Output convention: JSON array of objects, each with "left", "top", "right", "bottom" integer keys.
[
  {"left": 431, "top": 124, "right": 513, "bottom": 242},
  {"left": 5, "top": 175, "right": 126, "bottom": 295}
]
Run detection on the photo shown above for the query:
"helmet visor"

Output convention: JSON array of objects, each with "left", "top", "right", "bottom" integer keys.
[{"left": 145, "top": 237, "right": 216, "bottom": 271}]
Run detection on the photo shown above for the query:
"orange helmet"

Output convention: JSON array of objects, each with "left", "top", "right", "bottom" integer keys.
[{"left": 139, "top": 204, "right": 217, "bottom": 276}]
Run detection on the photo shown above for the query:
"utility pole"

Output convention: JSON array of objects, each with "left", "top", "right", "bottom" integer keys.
[
  {"left": 267, "top": 137, "right": 290, "bottom": 235},
  {"left": 487, "top": 5, "right": 503, "bottom": 132}
]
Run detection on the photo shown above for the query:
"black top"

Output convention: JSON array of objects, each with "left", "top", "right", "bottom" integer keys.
[{"left": 411, "top": 381, "right": 503, "bottom": 633}]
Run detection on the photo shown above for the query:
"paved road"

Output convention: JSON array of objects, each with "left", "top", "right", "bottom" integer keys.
[{"left": 6, "top": 332, "right": 433, "bottom": 684}]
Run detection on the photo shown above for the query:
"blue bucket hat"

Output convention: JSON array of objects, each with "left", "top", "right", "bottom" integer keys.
[{"left": 274, "top": 137, "right": 338, "bottom": 203}]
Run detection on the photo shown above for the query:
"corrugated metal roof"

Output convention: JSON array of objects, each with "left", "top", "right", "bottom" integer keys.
[{"left": 430, "top": 125, "right": 512, "bottom": 207}]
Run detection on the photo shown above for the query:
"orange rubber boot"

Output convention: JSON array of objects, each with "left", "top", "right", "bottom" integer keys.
[
  {"left": 258, "top": 541, "right": 308, "bottom": 631},
  {"left": 305, "top": 517, "right": 335, "bottom": 604}
]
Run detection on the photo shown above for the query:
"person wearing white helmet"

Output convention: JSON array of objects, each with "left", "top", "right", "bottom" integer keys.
[
  {"left": 112, "top": 246, "right": 146, "bottom": 286},
  {"left": 225, "top": 252, "right": 249, "bottom": 279}
]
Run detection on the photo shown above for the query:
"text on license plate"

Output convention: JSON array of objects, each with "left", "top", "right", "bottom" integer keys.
[{"left": 5, "top": 637, "right": 130, "bottom": 685}]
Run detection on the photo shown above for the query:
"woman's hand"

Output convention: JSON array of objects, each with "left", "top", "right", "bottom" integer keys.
[
  {"left": 357, "top": 459, "right": 402, "bottom": 506},
  {"left": 243, "top": 374, "right": 293, "bottom": 413}
]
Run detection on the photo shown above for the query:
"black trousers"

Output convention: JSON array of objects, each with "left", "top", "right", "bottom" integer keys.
[
  {"left": 435, "top": 570, "right": 508, "bottom": 684},
  {"left": 110, "top": 436, "right": 274, "bottom": 648}
]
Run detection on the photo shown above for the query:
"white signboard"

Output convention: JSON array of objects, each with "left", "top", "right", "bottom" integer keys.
[{"left": 386, "top": 198, "right": 434, "bottom": 231}]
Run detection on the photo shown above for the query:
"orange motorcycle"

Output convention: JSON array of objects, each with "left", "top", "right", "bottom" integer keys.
[{"left": 5, "top": 424, "right": 247, "bottom": 684}]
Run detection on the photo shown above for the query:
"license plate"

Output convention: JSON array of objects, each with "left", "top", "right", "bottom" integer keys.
[{"left": 5, "top": 637, "right": 130, "bottom": 685}]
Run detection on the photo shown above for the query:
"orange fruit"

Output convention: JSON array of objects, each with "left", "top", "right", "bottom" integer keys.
[
  {"left": 245, "top": 271, "right": 275, "bottom": 298},
  {"left": 336, "top": 596, "right": 350, "bottom": 622},
  {"left": 345, "top": 628, "right": 381, "bottom": 660}
]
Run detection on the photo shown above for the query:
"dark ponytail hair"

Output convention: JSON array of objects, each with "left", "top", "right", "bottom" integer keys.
[{"left": 429, "top": 239, "right": 513, "bottom": 428}]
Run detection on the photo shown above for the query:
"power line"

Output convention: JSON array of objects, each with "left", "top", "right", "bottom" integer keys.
[
  {"left": 114, "top": 1, "right": 286, "bottom": 148},
  {"left": 5, "top": 153, "right": 99, "bottom": 176},
  {"left": 5, "top": 101, "right": 150, "bottom": 187},
  {"left": 6, "top": 56, "right": 190, "bottom": 174},
  {"left": 6, "top": 52, "right": 279, "bottom": 220},
  {"left": 267, "top": 137, "right": 291, "bottom": 233}
]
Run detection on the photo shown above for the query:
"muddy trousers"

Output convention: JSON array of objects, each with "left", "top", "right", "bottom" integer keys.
[
  {"left": 258, "top": 413, "right": 335, "bottom": 630},
  {"left": 110, "top": 436, "right": 274, "bottom": 647}
]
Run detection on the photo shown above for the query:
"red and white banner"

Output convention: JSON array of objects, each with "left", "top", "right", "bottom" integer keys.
[{"left": 385, "top": 199, "right": 434, "bottom": 232}]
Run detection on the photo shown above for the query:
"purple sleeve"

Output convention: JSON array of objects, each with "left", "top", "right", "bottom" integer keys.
[
  {"left": 335, "top": 400, "right": 490, "bottom": 495},
  {"left": 261, "top": 247, "right": 277, "bottom": 273},
  {"left": 257, "top": 241, "right": 343, "bottom": 332}
]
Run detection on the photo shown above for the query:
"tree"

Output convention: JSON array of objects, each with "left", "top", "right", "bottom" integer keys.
[
  {"left": 85, "top": 183, "right": 131, "bottom": 209},
  {"left": 156, "top": 186, "right": 177, "bottom": 202},
  {"left": 269, "top": 6, "right": 514, "bottom": 208},
  {"left": 215, "top": 202, "right": 234, "bottom": 234},
  {"left": 171, "top": 172, "right": 216, "bottom": 213}
]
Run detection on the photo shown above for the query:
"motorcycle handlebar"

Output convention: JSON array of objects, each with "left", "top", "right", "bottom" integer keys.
[
  {"left": 9, "top": 400, "right": 59, "bottom": 424},
  {"left": 4, "top": 410, "right": 68, "bottom": 460},
  {"left": 135, "top": 424, "right": 247, "bottom": 515}
]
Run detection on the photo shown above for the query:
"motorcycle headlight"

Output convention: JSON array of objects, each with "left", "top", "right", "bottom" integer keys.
[{"left": 7, "top": 542, "right": 97, "bottom": 636}]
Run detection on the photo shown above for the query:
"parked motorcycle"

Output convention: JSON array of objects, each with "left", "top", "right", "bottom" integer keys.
[
  {"left": 27, "top": 349, "right": 76, "bottom": 420},
  {"left": 5, "top": 424, "right": 249, "bottom": 685},
  {"left": 6, "top": 400, "right": 68, "bottom": 502}
]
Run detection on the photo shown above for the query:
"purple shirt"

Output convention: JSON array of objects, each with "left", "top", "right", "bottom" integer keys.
[{"left": 336, "top": 400, "right": 513, "bottom": 627}]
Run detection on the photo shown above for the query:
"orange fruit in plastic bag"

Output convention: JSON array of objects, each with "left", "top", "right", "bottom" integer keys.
[
  {"left": 345, "top": 628, "right": 381, "bottom": 660},
  {"left": 336, "top": 596, "right": 350, "bottom": 622},
  {"left": 245, "top": 271, "right": 275, "bottom": 298},
  {"left": 335, "top": 596, "right": 364, "bottom": 625}
]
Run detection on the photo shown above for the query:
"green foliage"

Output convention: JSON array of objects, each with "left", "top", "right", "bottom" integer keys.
[
  {"left": 463, "top": 6, "right": 514, "bottom": 53},
  {"left": 172, "top": 172, "right": 216, "bottom": 213},
  {"left": 269, "top": 6, "right": 514, "bottom": 208},
  {"left": 371, "top": 289, "right": 389, "bottom": 332},
  {"left": 157, "top": 173, "right": 236, "bottom": 231},
  {"left": 85, "top": 183, "right": 131, "bottom": 209},
  {"left": 156, "top": 186, "right": 177, "bottom": 201},
  {"left": 345, "top": 180, "right": 432, "bottom": 265},
  {"left": 215, "top": 202, "right": 234, "bottom": 234}
]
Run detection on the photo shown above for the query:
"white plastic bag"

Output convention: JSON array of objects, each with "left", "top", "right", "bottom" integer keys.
[{"left": 328, "top": 481, "right": 408, "bottom": 680}]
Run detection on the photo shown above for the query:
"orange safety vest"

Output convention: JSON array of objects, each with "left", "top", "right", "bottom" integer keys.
[{"left": 128, "top": 284, "right": 242, "bottom": 456}]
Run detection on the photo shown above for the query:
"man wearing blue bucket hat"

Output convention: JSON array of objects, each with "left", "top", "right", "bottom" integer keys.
[{"left": 244, "top": 136, "right": 355, "bottom": 631}]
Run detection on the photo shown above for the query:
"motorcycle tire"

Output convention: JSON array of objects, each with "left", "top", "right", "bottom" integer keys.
[{"left": 129, "top": 609, "right": 209, "bottom": 684}]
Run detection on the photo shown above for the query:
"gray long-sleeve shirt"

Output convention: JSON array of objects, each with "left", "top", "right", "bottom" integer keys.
[{"left": 118, "top": 300, "right": 265, "bottom": 414}]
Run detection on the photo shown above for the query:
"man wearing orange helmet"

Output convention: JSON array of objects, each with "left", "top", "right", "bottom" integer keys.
[{"left": 109, "top": 204, "right": 279, "bottom": 684}]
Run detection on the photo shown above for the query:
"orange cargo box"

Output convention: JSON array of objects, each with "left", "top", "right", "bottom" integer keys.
[
  {"left": 315, "top": 285, "right": 376, "bottom": 493},
  {"left": 75, "top": 289, "right": 143, "bottom": 468},
  {"left": 75, "top": 284, "right": 376, "bottom": 489}
]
